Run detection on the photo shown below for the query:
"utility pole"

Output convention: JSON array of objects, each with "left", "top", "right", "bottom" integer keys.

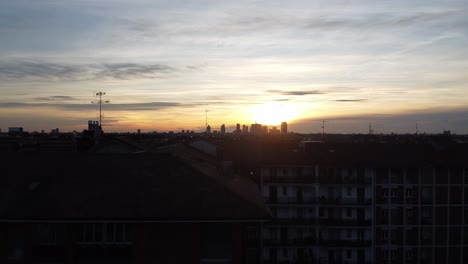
[{"left": 92, "top": 92, "right": 110, "bottom": 128}]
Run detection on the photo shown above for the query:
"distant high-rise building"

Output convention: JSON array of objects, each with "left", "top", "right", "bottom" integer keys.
[
  {"left": 281, "top": 121, "right": 287, "bottom": 134},
  {"left": 269, "top": 127, "right": 279, "bottom": 134},
  {"left": 262, "top": 126, "right": 268, "bottom": 134},
  {"left": 206, "top": 125, "right": 211, "bottom": 133},
  {"left": 242, "top": 125, "right": 247, "bottom": 133},
  {"left": 250, "top": 124, "right": 263, "bottom": 135},
  {"left": 88, "top": 120, "right": 99, "bottom": 131},
  {"left": 220, "top": 124, "right": 226, "bottom": 134},
  {"left": 234, "top": 123, "right": 241, "bottom": 134}
]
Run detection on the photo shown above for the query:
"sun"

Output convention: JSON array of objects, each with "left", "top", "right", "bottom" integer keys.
[{"left": 251, "top": 102, "right": 299, "bottom": 126}]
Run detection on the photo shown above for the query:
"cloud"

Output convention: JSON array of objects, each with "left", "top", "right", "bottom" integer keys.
[
  {"left": 334, "top": 99, "right": 368, "bottom": 102},
  {"left": 268, "top": 90, "right": 323, "bottom": 96},
  {"left": 0, "top": 102, "right": 185, "bottom": 111},
  {"left": 304, "top": 10, "right": 464, "bottom": 30},
  {"left": 34, "top": 96, "right": 78, "bottom": 101},
  {"left": 0, "top": 61, "right": 176, "bottom": 81}
]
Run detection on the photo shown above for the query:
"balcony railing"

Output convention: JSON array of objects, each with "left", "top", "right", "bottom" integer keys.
[
  {"left": 266, "top": 196, "right": 318, "bottom": 204},
  {"left": 263, "top": 237, "right": 316, "bottom": 246},
  {"left": 318, "top": 197, "right": 372, "bottom": 205},
  {"left": 318, "top": 218, "right": 372, "bottom": 226},
  {"left": 271, "top": 217, "right": 317, "bottom": 224},
  {"left": 318, "top": 239, "right": 372, "bottom": 247}
]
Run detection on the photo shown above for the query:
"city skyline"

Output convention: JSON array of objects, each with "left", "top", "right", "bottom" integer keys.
[{"left": 1, "top": 0, "right": 468, "bottom": 133}]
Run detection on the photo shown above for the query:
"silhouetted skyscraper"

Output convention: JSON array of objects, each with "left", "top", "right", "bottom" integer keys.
[
  {"left": 281, "top": 121, "right": 287, "bottom": 134},
  {"left": 220, "top": 124, "right": 226, "bottom": 134},
  {"left": 234, "top": 123, "right": 241, "bottom": 134},
  {"left": 206, "top": 125, "right": 211, "bottom": 133},
  {"left": 250, "top": 124, "right": 262, "bottom": 135}
]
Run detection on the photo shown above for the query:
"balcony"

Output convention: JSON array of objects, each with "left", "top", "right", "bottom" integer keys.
[
  {"left": 266, "top": 196, "right": 318, "bottom": 205},
  {"left": 318, "top": 197, "right": 371, "bottom": 205},
  {"left": 318, "top": 239, "right": 372, "bottom": 247},
  {"left": 318, "top": 218, "right": 372, "bottom": 226},
  {"left": 341, "top": 177, "right": 372, "bottom": 185},
  {"left": 263, "top": 237, "right": 317, "bottom": 246},
  {"left": 271, "top": 217, "right": 317, "bottom": 224}
]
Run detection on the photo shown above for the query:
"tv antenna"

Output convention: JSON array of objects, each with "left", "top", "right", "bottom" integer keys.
[
  {"left": 92, "top": 92, "right": 110, "bottom": 127},
  {"left": 321, "top": 120, "right": 327, "bottom": 138},
  {"left": 205, "top": 110, "right": 209, "bottom": 127}
]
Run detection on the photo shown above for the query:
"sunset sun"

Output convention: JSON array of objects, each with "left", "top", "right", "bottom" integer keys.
[{"left": 251, "top": 102, "right": 299, "bottom": 126}]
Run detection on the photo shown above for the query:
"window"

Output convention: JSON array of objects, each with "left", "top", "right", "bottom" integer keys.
[
  {"left": 390, "top": 189, "right": 397, "bottom": 197},
  {"left": 347, "top": 187, "right": 352, "bottom": 196},
  {"left": 32, "top": 224, "right": 57, "bottom": 246},
  {"left": 77, "top": 223, "right": 131, "bottom": 245},
  {"left": 346, "top": 250, "right": 352, "bottom": 258},
  {"left": 319, "top": 208, "right": 324, "bottom": 217},
  {"left": 391, "top": 250, "right": 397, "bottom": 261},
  {"left": 407, "top": 208, "right": 413, "bottom": 218},
  {"left": 283, "top": 248, "right": 288, "bottom": 257},
  {"left": 405, "top": 189, "right": 413, "bottom": 198},
  {"left": 383, "top": 250, "right": 389, "bottom": 260},
  {"left": 270, "top": 168, "right": 277, "bottom": 177},
  {"left": 297, "top": 208, "right": 304, "bottom": 219},
  {"left": 347, "top": 208, "right": 352, "bottom": 217},
  {"left": 382, "top": 209, "right": 388, "bottom": 218},
  {"left": 405, "top": 250, "right": 414, "bottom": 260},
  {"left": 382, "top": 189, "right": 389, "bottom": 197},
  {"left": 296, "top": 168, "right": 302, "bottom": 177},
  {"left": 383, "top": 230, "right": 389, "bottom": 240},
  {"left": 245, "top": 227, "right": 258, "bottom": 241},
  {"left": 347, "top": 229, "right": 352, "bottom": 238},
  {"left": 282, "top": 186, "right": 287, "bottom": 195}
]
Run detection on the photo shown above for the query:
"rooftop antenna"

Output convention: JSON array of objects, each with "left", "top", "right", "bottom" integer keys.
[
  {"left": 369, "top": 123, "right": 373, "bottom": 135},
  {"left": 321, "top": 120, "right": 327, "bottom": 138},
  {"left": 92, "top": 92, "right": 110, "bottom": 128},
  {"left": 205, "top": 110, "right": 209, "bottom": 127},
  {"left": 416, "top": 122, "right": 419, "bottom": 134}
]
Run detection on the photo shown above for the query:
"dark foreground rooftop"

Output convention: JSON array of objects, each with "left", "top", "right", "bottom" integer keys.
[{"left": 0, "top": 153, "right": 270, "bottom": 222}]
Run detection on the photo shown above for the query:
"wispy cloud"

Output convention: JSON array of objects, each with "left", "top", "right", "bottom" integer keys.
[
  {"left": 0, "top": 61, "right": 176, "bottom": 81},
  {"left": 34, "top": 96, "right": 78, "bottom": 101},
  {"left": 268, "top": 90, "right": 323, "bottom": 96},
  {"left": 0, "top": 102, "right": 186, "bottom": 111},
  {"left": 334, "top": 99, "right": 368, "bottom": 102}
]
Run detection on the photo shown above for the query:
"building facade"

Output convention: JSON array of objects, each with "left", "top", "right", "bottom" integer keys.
[{"left": 259, "top": 143, "right": 468, "bottom": 264}]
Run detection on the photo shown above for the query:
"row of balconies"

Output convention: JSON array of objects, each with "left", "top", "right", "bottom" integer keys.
[
  {"left": 263, "top": 238, "right": 371, "bottom": 247},
  {"left": 266, "top": 197, "right": 372, "bottom": 205},
  {"left": 376, "top": 196, "right": 466, "bottom": 205},
  {"left": 262, "top": 175, "right": 372, "bottom": 185},
  {"left": 269, "top": 218, "right": 372, "bottom": 226}
]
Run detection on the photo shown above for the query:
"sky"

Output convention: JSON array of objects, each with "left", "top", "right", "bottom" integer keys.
[{"left": 0, "top": 0, "right": 467, "bottom": 134}]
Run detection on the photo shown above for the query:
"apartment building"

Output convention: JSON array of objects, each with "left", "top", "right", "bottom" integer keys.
[{"left": 259, "top": 142, "right": 468, "bottom": 264}]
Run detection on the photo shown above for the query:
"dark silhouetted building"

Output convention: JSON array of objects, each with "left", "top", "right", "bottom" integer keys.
[
  {"left": 0, "top": 152, "right": 270, "bottom": 264},
  {"left": 281, "top": 122, "right": 287, "bottom": 134},
  {"left": 234, "top": 124, "right": 241, "bottom": 134},
  {"left": 257, "top": 141, "right": 468, "bottom": 264}
]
